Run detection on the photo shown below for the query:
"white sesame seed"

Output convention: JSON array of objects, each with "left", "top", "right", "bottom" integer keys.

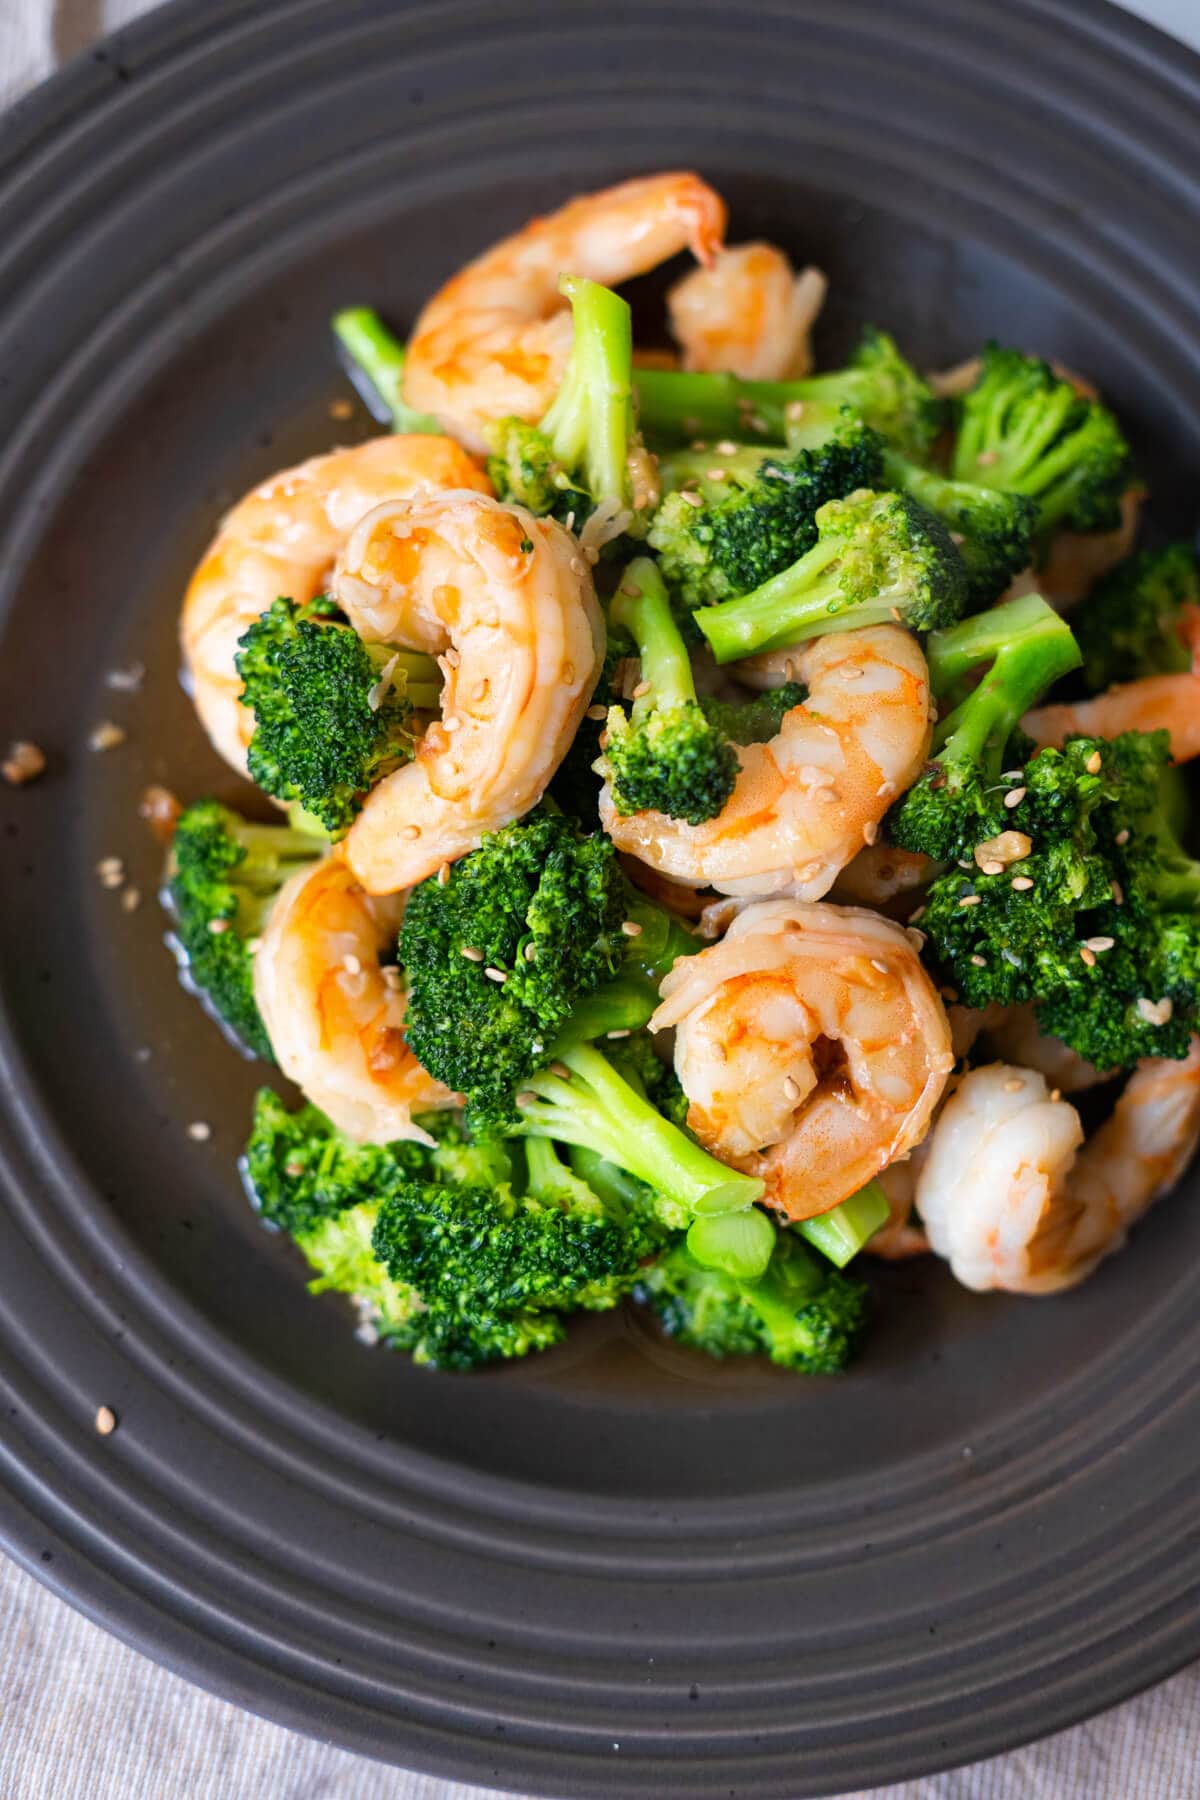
[
  {"left": 88, "top": 720, "right": 126, "bottom": 752},
  {"left": 606, "top": 1028, "right": 631, "bottom": 1040},
  {"left": 1111, "top": 880, "right": 1124, "bottom": 905},
  {"left": 105, "top": 662, "right": 144, "bottom": 692},
  {"left": 586, "top": 704, "right": 608, "bottom": 722},
  {"left": 631, "top": 680, "right": 652, "bottom": 700},
  {"left": 705, "top": 468, "right": 727, "bottom": 482},
  {"left": 959, "top": 894, "right": 982, "bottom": 907},
  {"left": 680, "top": 490, "right": 704, "bottom": 509},
  {"left": 782, "top": 1076, "right": 801, "bottom": 1102},
  {"left": 979, "top": 860, "right": 1005, "bottom": 876},
  {"left": 1011, "top": 875, "right": 1035, "bottom": 891},
  {"left": 524, "top": 942, "right": 537, "bottom": 962},
  {"left": 1079, "top": 945, "right": 1097, "bottom": 968},
  {"left": 207, "top": 917, "right": 229, "bottom": 935},
  {"left": 460, "top": 946, "right": 484, "bottom": 962},
  {"left": 442, "top": 716, "right": 461, "bottom": 733},
  {"left": 438, "top": 862, "right": 451, "bottom": 886},
  {"left": 342, "top": 953, "right": 362, "bottom": 976},
  {"left": 976, "top": 449, "right": 999, "bottom": 467},
  {"left": 120, "top": 886, "right": 141, "bottom": 913},
  {"left": 1084, "top": 936, "right": 1114, "bottom": 953},
  {"left": 548, "top": 1060, "right": 572, "bottom": 1081},
  {"left": 1136, "top": 996, "right": 1173, "bottom": 1026},
  {"left": 620, "top": 582, "right": 642, "bottom": 598},
  {"left": 843, "top": 666, "right": 864, "bottom": 680},
  {"left": 516, "top": 1090, "right": 538, "bottom": 1107},
  {"left": 94, "top": 1406, "right": 117, "bottom": 1436},
  {"left": 187, "top": 1121, "right": 211, "bottom": 1142},
  {"left": 621, "top": 920, "right": 643, "bottom": 937},
  {"left": 870, "top": 958, "right": 889, "bottom": 975},
  {"left": 970, "top": 954, "right": 988, "bottom": 967},
  {"left": 716, "top": 440, "right": 738, "bottom": 456},
  {"left": 484, "top": 966, "right": 507, "bottom": 983},
  {"left": 1003, "top": 787, "right": 1027, "bottom": 809},
  {"left": 1116, "top": 829, "right": 1130, "bottom": 846},
  {"left": 444, "top": 647, "right": 461, "bottom": 669},
  {"left": 862, "top": 821, "right": 879, "bottom": 846},
  {"left": 1004, "top": 1078, "right": 1025, "bottom": 1093},
  {"left": 2, "top": 740, "right": 46, "bottom": 785},
  {"left": 96, "top": 856, "right": 124, "bottom": 888}
]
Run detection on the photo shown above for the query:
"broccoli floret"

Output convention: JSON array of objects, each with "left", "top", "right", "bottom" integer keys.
[
  {"left": 696, "top": 489, "right": 968, "bottom": 664},
  {"left": 1074, "top": 543, "right": 1200, "bottom": 691},
  {"left": 881, "top": 446, "right": 1039, "bottom": 611},
  {"left": 298, "top": 1200, "right": 428, "bottom": 1348},
  {"left": 698, "top": 682, "right": 807, "bottom": 744},
  {"left": 486, "top": 275, "right": 640, "bottom": 528},
  {"left": 236, "top": 597, "right": 441, "bottom": 835},
  {"left": 399, "top": 811, "right": 632, "bottom": 1125},
  {"left": 647, "top": 414, "right": 883, "bottom": 610},
  {"left": 635, "top": 326, "right": 943, "bottom": 457},
  {"left": 166, "top": 801, "right": 326, "bottom": 1060},
  {"left": 951, "top": 343, "right": 1132, "bottom": 534},
  {"left": 331, "top": 307, "right": 441, "bottom": 434},
  {"left": 636, "top": 1230, "right": 869, "bottom": 1374},
  {"left": 602, "top": 558, "right": 738, "bottom": 824},
  {"left": 891, "top": 593, "right": 1083, "bottom": 862}
]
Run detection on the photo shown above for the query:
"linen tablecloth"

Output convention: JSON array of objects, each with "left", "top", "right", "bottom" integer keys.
[{"left": 2, "top": 2, "right": 1198, "bottom": 1795}]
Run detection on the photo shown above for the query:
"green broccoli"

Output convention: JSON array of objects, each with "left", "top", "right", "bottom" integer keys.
[
  {"left": 695, "top": 488, "right": 968, "bottom": 664},
  {"left": 881, "top": 446, "right": 1039, "bottom": 610},
  {"left": 166, "top": 801, "right": 326, "bottom": 1060},
  {"left": 486, "top": 275, "right": 639, "bottom": 528},
  {"left": 235, "top": 596, "right": 441, "bottom": 835},
  {"left": 602, "top": 557, "right": 739, "bottom": 824},
  {"left": 951, "top": 343, "right": 1132, "bottom": 534},
  {"left": 891, "top": 593, "right": 1084, "bottom": 862},
  {"left": 647, "top": 413, "right": 883, "bottom": 609},
  {"left": 331, "top": 306, "right": 441, "bottom": 434},
  {"left": 636, "top": 1230, "right": 869, "bottom": 1374},
  {"left": 1074, "top": 542, "right": 1200, "bottom": 692},
  {"left": 698, "top": 681, "right": 808, "bottom": 744},
  {"left": 635, "top": 326, "right": 943, "bottom": 458}
]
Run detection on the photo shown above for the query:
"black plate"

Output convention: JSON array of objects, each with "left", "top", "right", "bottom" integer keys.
[{"left": 1, "top": 2, "right": 1199, "bottom": 1794}]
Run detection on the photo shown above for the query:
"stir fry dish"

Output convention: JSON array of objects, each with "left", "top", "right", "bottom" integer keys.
[{"left": 161, "top": 172, "right": 1200, "bottom": 1372}]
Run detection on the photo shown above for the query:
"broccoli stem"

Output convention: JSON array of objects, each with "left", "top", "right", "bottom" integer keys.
[
  {"left": 362, "top": 642, "right": 442, "bottom": 711},
  {"left": 539, "top": 275, "right": 633, "bottom": 505},
  {"left": 609, "top": 557, "right": 698, "bottom": 719},
  {"left": 687, "top": 1207, "right": 776, "bottom": 1280},
  {"left": 927, "top": 594, "right": 1081, "bottom": 780},
  {"left": 634, "top": 367, "right": 804, "bottom": 444},
  {"left": 695, "top": 530, "right": 867, "bottom": 663},
  {"left": 793, "top": 1180, "right": 890, "bottom": 1267},
  {"left": 1143, "top": 784, "right": 1200, "bottom": 911},
  {"left": 739, "top": 1244, "right": 826, "bottom": 1336},
  {"left": 517, "top": 1041, "right": 764, "bottom": 1218},
  {"left": 331, "top": 307, "right": 441, "bottom": 435}
]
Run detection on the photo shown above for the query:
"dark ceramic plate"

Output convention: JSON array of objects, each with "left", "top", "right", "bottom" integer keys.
[{"left": 1, "top": 1, "right": 1199, "bottom": 1794}]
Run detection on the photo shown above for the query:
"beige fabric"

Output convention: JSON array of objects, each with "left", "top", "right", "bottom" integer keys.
[{"left": 3, "top": 3, "right": 1200, "bottom": 1796}]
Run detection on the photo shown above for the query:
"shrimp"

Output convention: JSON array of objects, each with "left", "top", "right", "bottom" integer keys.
[
  {"left": 254, "top": 856, "right": 457, "bottom": 1145},
  {"left": 651, "top": 899, "right": 954, "bottom": 1221},
  {"left": 403, "top": 173, "right": 726, "bottom": 452},
  {"left": 868, "top": 1158, "right": 930, "bottom": 1260},
  {"left": 333, "top": 490, "right": 602, "bottom": 894},
  {"left": 180, "top": 435, "right": 490, "bottom": 776},
  {"left": 600, "top": 626, "right": 933, "bottom": 899},
  {"left": 667, "top": 243, "right": 827, "bottom": 380},
  {"left": 1024, "top": 672, "right": 1200, "bottom": 763},
  {"left": 918, "top": 1045, "right": 1200, "bottom": 1292},
  {"left": 828, "top": 842, "right": 937, "bottom": 911}
]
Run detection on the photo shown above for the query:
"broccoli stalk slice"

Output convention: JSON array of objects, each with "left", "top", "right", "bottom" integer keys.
[
  {"left": 604, "top": 557, "right": 738, "bottom": 824},
  {"left": 516, "top": 1038, "right": 764, "bottom": 1224},
  {"left": 686, "top": 1207, "right": 777, "bottom": 1280},
  {"left": 331, "top": 307, "right": 441, "bottom": 435},
  {"left": 793, "top": 1180, "right": 890, "bottom": 1267},
  {"left": 928, "top": 594, "right": 1082, "bottom": 782},
  {"left": 696, "top": 489, "right": 967, "bottom": 664},
  {"left": 538, "top": 275, "right": 634, "bottom": 506}
]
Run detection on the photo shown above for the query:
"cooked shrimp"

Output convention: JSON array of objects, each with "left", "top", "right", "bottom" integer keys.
[
  {"left": 254, "top": 856, "right": 457, "bottom": 1144},
  {"left": 828, "top": 842, "right": 937, "bottom": 911},
  {"left": 1024, "top": 672, "right": 1200, "bottom": 763},
  {"left": 652, "top": 899, "right": 954, "bottom": 1220},
  {"left": 667, "top": 243, "right": 827, "bottom": 379},
  {"left": 916, "top": 1042, "right": 1200, "bottom": 1293},
  {"left": 334, "top": 490, "right": 602, "bottom": 894},
  {"left": 984, "top": 1003, "right": 1108, "bottom": 1094},
  {"left": 180, "top": 435, "right": 489, "bottom": 776},
  {"left": 601, "top": 626, "right": 933, "bottom": 899},
  {"left": 1036, "top": 486, "right": 1143, "bottom": 606},
  {"left": 869, "top": 1158, "right": 930, "bottom": 1260},
  {"left": 403, "top": 173, "right": 726, "bottom": 451}
]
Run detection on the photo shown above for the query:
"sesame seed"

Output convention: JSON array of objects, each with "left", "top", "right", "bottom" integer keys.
[
  {"left": 442, "top": 716, "right": 461, "bottom": 733},
  {"left": 782, "top": 1075, "right": 801, "bottom": 1102},
  {"left": 979, "top": 860, "right": 1004, "bottom": 876},
  {"left": 471, "top": 678, "right": 490, "bottom": 702},
  {"left": 1001, "top": 770, "right": 1024, "bottom": 782},
  {"left": 515, "top": 1091, "right": 538, "bottom": 1107},
  {"left": 606, "top": 1028, "right": 631, "bottom": 1040},
  {"left": 620, "top": 582, "right": 643, "bottom": 598},
  {"left": 1084, "top": 936, "right": 1114, "bottom": 953},
  {"left": 1111, "top": 880, "right": 1124, "bottom": 905},
  {"left": 748, "top": 414, "right": 769, "bottom": 435},
  {"left": 870, "top": 958, "right": 889, "bottom": 975},
  {"left": 862, "top": 821, "right": 879, "bottom": 846},
  {"left": 342, "top": 953, "right": 362, "bottom": 976},
  {"left": 88, "top": 720, "right": 126, "bottom": 752},
  {"left": 1079, "top": 945, "right": 1097, "bottom": 967},
  {"left": 329, "top": 396, "right": 354, "bottom": 419},
  {"left": 1004, "top": 1078, "right": 1025, "bottom": 1093},
  {"left": 1136, "top": 996, "right": 1173, "bottom": 1026},
  {"left": 484, "top": 966, "right": 507, "bottom": 983},
  {"left": 906, "top": 926, "right": 927, "bottom": 951},
  {"left": 285, "top": 1161, "right": 305, "bottom": 1177},
  {"left": 621, "top": 920, "right": 643, "bottom": 937},
  {"left": 876, "top": 779, "right": 894, "bottom": 799},
  {"left": 562, "top": 663, "right": 576, "bottom": 685},
  {"left": 187, "top": 1121, "right": 211, "bottom": 1142},
  {"left": 460, "top": 946, "right": 484, "bottom": 962},
  {"left": 105, "top": 662, "right": 144, "bottom": 692},
  {"left": 1011, "top": 875, "right": 1035, "bottom": 891},
  {"left": 96, "top": 857, "right": 124, "bottom": 889},
  {"left": 586, "top": 704, "right": 608, "bottom": 722},
  {"left": 1116, "top": 829, "right": 1130, "bottom": 846},
  {"left": 959, "top": 894, "right": 982, "bottom": 907},
  {"left": 631, "top": 680, "right": 652, "bottom": 699},
  {"left": 1050, "top": 1089, "right": 1062, "bottom": 1104},
  {"left": 705, "top": 467, "right": 727, "bottom": 482},
  {"left": 680, "top": 490, "right": 704, "bottom": 508},
  {"left": 2, "top": 740, "right": 46, "bottom": 785},
  {"left": 548, "top": 1061, "right": 572, "bottom": 1081},
  {"left": 401, "top": 823, "right": 421, "bottom": 839},
  {"left": 844, "top": 666, "right": 864, "bottom": 680},
  {"left": 438, "top": 861, "right": 451, "bottom": 886},
  {"left": 1085, "top": 749, "right": 1103, "bottom": 774},
  {"left": 716, "top": 440, "right": 738, "bottom": 455},
  {"left": 1003, "top": 787, "right": 1027, "bottom": 808},
  {"left": 970, "top": 954, "right": 988, "bottom": 967},
  {"left": 523, "top": 942, "right": 537, "bottom": 962},
  {"left": 444, "top": 647, "right": 461, "bottom": 668},
  {"left": 120, "top": 886, "right": 140, "bottom": 913},
  {"left": 976, "top": 449, "right": 999, "bottom": 467},
  {"left": 94, "top": 1406, "right": 117, "bottom": 1437},
  {"left": 890, "top": 607, "right": 903, "bottom": 622}
]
